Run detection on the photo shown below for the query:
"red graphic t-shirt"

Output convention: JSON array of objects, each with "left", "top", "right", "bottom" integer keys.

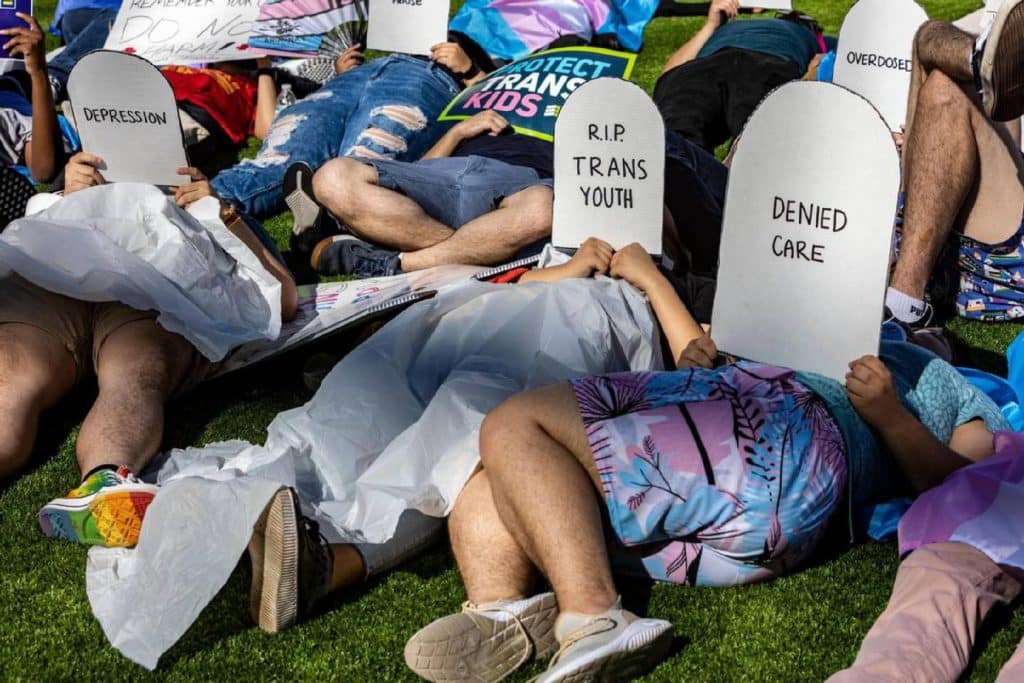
[{"left": 161, "top": 66, "right": 258, "bottom": 145}]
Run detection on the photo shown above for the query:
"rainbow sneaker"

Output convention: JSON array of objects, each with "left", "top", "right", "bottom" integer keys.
[{"left": 37, "top": 466, "right": 159, "bottom": 547}]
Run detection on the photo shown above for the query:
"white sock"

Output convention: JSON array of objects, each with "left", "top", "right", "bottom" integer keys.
[{"left": 886, "top": 287, "right": 928, "bottom": 323}]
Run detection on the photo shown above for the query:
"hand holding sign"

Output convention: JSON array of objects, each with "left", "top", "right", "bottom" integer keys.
[
  {"left": 68, "top": 51, "right": 189, "bottom": 187},
  {"left": 367, "top": 0, "right": 448, "bottom": 56},
  {"left": 553, "top": 78, "right": 665, "bottom": 254},
  {"left": 710, "top": 81, "right": 900, "bottom": 381}
]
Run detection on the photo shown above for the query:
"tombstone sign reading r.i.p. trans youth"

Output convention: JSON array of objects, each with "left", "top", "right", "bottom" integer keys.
[
  {"left": 553, "top": 78, "right": 664, "bottom": 254},
  {"left": 367, "top": 0, "right": 449, "bottom": 56},
  {"left": 68, "top": 51, "right": 189, "bottom": 187},
  {"left": 833, "top": 0, "right": 928, "bottom": 131},
  {"left": 710, "top": 81, "right": 900, "bottom": 382}
]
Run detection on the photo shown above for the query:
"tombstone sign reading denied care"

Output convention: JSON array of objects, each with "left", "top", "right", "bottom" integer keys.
[
  {"left": 104, "top": 0, "right": 262, "bottom": 65},
  {"left": 553, "top": 78, "right": 664, "bottom": 254},
  {"left": 833, "top": 0, "right": 928, "bottom": 131},
  {"left": 710, "top": 81, "right": 900, "bottom": 382},
  {"left": 367, "top": 0, "right": 448, "bottom": 56},
  {"left": 68, "top": 51, "right": 189, "bottom": 187}
]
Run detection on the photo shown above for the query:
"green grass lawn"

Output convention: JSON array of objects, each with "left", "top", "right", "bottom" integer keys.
[{"left": 4, "top": 0, "right": 1024, "bottom": 680}]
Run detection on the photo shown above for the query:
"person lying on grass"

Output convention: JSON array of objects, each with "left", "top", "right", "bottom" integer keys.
[
  {"left": 0, "top": 150, "right": 298, "bottom": 550},
  {"left": 402, "top": 244, "right": 1011, "bottom": 683}
]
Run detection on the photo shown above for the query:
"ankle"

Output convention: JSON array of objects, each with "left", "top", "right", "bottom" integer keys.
[
  {"left": 554, "top": 597, "right": 623, "bottom": 642},
  {"left": 329, "top": 543, "right": 366, "bottom": 591},
  {"left": 886, "top": 286, "right": 929, "bottom": 323}
]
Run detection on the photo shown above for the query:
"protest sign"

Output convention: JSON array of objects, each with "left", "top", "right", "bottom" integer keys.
[
  {"left": 103, "top": 0, "right": 262, "bottom": 65},
  {"left": 710, "top": 81, "right": 900, "bottom": 382},
  {"left": 552, "top": 78, "right": 664, "bottom": 254},
  {"left": 68, "top": 51, "right": 189, "bottom": 187},
  {"left": 249, "top": 0, "right": 368, "bottom": 58},
  {"left": 439, "top": 47, "right": 636, "bottom": 141},
  {"left": 832, "top": 0, "right": 928, "bottom": 131},
  {"left": 0, "top": 0, "right": 32, "bottom": 62},
  {"left": 366, "top": 0, "right": 447, "bottom": 56}
]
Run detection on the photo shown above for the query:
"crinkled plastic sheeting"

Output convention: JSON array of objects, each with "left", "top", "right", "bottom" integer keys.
[
  {"left": 87, "top": 275, "right": 662, "bottom": 669},
  {"left": 0, "top": 184, "right": 281, "bottom": 361}
]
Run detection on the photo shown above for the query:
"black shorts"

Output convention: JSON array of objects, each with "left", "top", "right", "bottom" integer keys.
[{"left": 653, "top": 48, "right": 802, "bottom": 152}]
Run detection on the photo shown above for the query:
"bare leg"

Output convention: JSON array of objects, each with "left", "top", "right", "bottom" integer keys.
[
  {"left": 0, "top": 324, "right": 77, "bottom": 480},
  {"left": 313, "top": 157, "right": 453, "bottom": 251},
  {"left": 450, "top": 469, "right": 538, "bottom": 604},
  {"left": 479, "top": 383, "right": 617, "bottom": 615},
  {"left": 327, "top": 544, "right": 366, "bottom": 590},
  {"left": 77, "top": 319, "right": 199, "bottom": 476},
  {"left": 904, "top": 21, "right": 976, "bottom": 153},
  {"left": 828, "top": 543, "right": 1022, "bottom": 683},
  {"left": 999, "top": 635, "right": 1024, "bottom": 681},
  {"left": 399, "top": 186, "right": 553, "bottom": 272},
  {"left": 891, "top": 70, "right": 1024, "bottom": 299}
]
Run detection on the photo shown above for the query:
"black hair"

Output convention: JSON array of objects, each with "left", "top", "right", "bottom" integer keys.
[{"left": 777, "top": 10, "right": 822, "bottom": 36}]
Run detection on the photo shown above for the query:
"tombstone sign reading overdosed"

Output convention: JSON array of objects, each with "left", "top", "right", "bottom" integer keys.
[
  {"left": 68, "top": 51, "right": 189, "bottom": 187},
  {"left": 104, "top": 0, "right": 262, "bottom": 65},
  {"left": 710, "top": 81, "right": 900, "bottom": 382},
  {"left": 440, "top": 47, "right": 636, "bottom": 142},
  {"left": 366, "top": 0, "right": 448, "bottom": 56},
  {"left": 833, "top": 0, "right": 928, "bottom": 131},
  {"left": 552, "top": 78, "right": 664, "bottom": 254}
]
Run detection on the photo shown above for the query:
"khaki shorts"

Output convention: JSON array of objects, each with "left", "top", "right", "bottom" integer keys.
[{"left": 0, "top": 275, "right": 210, "bottom": 393}]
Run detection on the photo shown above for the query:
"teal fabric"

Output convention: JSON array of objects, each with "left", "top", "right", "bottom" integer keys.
[
  {"left": 697, "top": 19, "right": 820, "bottom": 72},
  {"left": 797, "top": 341, "right": 1010, "bottom": 508}
]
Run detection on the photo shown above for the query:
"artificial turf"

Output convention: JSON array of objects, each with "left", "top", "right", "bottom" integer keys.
[{"left": 3, "top": 0, "right": 1024, "bottom": 680}]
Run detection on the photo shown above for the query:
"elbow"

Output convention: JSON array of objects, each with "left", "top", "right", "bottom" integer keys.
[{"left": 280, "top": 277, "right": 299, "bottom": 322}]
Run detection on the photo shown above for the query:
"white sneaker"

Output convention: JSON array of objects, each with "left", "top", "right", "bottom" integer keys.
[
  {"left": 533, "top": 603, "right": 673, "bottom": 683},
  {"left": 405, "top": 592, "right": 559, "bottom": 682}
]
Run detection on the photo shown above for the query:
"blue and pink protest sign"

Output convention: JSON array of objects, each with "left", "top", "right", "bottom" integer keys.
[{"left": 438, "top": 46, "right": 635, "bottom": 141}]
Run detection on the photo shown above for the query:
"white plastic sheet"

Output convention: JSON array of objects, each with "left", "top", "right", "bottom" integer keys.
[
  {"left": 0, "top": 184, "right": 282, "bottom": 361},
  {"left": 87, "top": 273, "right": 662, "bottom": 669}
]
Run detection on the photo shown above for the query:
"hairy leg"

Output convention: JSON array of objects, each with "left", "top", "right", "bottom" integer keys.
[
  {"left": 399, "top": 185, "right": 553, "bottom": 272},
  {"left": 479, "top": 383, "right": 617, "bottom": 615},
  {"left": 904, "top": 20, "right": 976, "bottom": 150},
  {"left": 77, "top": 319, "right": 199, "bottom": 476},
  {"left": 450, "top": 469, "right": 538, "bottom": 604},
  {"left": 892, "top": 70, "right": 1024, "bottom": 298},
  {"left": 313, "top": 157, "right": 453, "bottom": 251},
  {"left": 0, "top": 324, "right": 77, "bottom": 480}
]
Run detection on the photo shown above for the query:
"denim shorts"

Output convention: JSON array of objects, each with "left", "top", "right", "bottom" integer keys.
[{"left": 367, "top": 155, "right": 552, "bottom": 229}]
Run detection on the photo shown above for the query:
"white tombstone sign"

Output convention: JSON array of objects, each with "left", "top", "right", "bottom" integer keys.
[
  {"left": 710, "top": 81, "right": 900, "bottom": 382},
  {"left": 833, "top": 0, "right": 928, "bottom": 132},
  {"left": 104, "top": 0, "right": 262, "bottom": 65},
  {"left": 68, "top": 51, "right": 189, "bottom": 187},
  {"left": 366, "top": 0, "right": 449, "bottom": 56},
  {"left": 553, "top": 78, "right": 664, "bottom": 254}
]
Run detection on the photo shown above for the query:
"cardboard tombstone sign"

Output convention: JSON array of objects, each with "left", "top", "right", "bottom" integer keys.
[
  {"left": 552, "top": 78, "right": 664, "bottom": 254},
  {"left": 68, "top": 51, "right": 189, "bottom": 187},
  {"left": 710, "top": 81, "right": 900, "bottom": 382},
  {"left": 833, "top": 0, "right": 928, "bottom": 131},
  {"left": 103, "top": 0, "right": 262, "bottom": 65},
  {"left": 440, "top": 47, "right": 636, "bottom": 142},
  {"left": 0, "top": 0, "right": 32, "bottom": 62},
  {"left": 366, "top": 0, "right": 448, "bottom": 56}
]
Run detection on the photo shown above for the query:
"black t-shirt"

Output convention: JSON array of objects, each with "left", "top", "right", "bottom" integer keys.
[{"left": 453, "top": 133, "right": 554, "bottom": 178}]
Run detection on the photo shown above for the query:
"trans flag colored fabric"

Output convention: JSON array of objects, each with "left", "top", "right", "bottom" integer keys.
[
  {"left": 899, "top": 430, "right": 1024, "bottom": 573},
  {"left": 249, "top": 0, "right": 368, "bottom": 57},
  {"left": 449, "top": 0, "right": 659, "bottom": 62}
]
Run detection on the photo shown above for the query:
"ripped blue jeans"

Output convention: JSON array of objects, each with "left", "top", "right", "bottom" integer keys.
[{"left": 211, "top": 55, "right": 461, "bottom": 218}]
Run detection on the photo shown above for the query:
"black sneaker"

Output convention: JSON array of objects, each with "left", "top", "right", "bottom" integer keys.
[
  {"left": 284, "top": 162, "right": 345, "bottom": 255},
  {"left": 311, "top": 234, "right": 402, "bottom": 278},
  {"left": 248, "top": 487, "right": 334, "bottom": 633},
  {"left": 973, "top": 0, "right": 1024, "bottom": 121}
]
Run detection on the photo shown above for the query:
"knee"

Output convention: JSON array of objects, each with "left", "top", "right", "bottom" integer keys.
[
  {"left": 479, "top": 394, "right": 536, "bottom": 467},
  {"left": 504, "top": 186, "right": 554, "bottom": 243},
  {"left": 0, "top": 329, "right": 61, "bottom": 404},
  {"left": 918, "top": 69, "right": 968, "bottom": 111},
  {"left": 313, "top": 158, "right": 376, "bottom": 214},
  {"left": 95, "top": 338, "right": 180, "bottom": 399},
  {"left": 914, "top": 20, "right": 947, "bottom": 54}
]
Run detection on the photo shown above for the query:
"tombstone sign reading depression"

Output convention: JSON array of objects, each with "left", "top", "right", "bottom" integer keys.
[
  {"left": 104, "top": 0, "right": 261, "bottom": 64},
  {"left": 439, "top": 47, "right": 636, "bottom": 141},
  {"left": 68, "top": 51, "right": 189, "bottom": 187},
  {"left": 710, "top": 81, "right": 900, "bottom": 382},
  {"left": 366, "top": 0, "right": 448, "bottom": 56},
  {"left": 552, "top": 78, "right": 664, "bottom": 254},
  {"left": 832, "top": 0, "right": 928, "bottom": 131}
]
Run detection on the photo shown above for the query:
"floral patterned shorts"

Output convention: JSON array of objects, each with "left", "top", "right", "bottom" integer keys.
[{"left": 571, "top": 362, "right": 847, "bottom": 587}]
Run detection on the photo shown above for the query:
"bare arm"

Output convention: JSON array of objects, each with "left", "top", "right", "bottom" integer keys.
[
  {"left": 846, "top": 356, "right": 995, "bottom": 492},
  {"left": 519, "top": 238, "right": 613, "bottom": 283},
  {"left": 253, "top": 59, "right": 278, "bottom": 141},
  {"left": 422, "top": 110, "right": 509, "bottom": 160},
  {"left": 661, "top": 0, "right": 739, "bottom": 76},
  {"left": 219, "top": 201, "right": 299, "bottom": 321},
  {"left": 5, "top": 14, "right": 60, "bottom": 182}
]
